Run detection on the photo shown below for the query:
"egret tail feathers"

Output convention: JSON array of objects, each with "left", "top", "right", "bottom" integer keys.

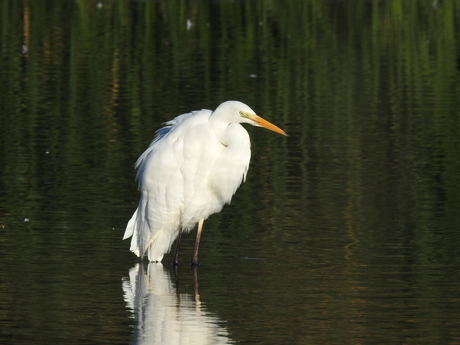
[
  {"left": 123, "top": 209, "right": 137, "bottom": 240},
  {"left": 124, "top": 206, "right": 180, "bottom": 262},
  {"left": 146, "top": 229, "right": 176, "bottom": 262}
]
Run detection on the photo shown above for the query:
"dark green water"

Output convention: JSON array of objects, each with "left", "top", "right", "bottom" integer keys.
[{"left": 1, "top": 1, "right": 460, "bottom": 344}]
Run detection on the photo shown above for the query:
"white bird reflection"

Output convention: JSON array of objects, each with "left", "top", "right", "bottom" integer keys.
[{"left": 122, "top": 263, "right": 233, "bottom": 345}]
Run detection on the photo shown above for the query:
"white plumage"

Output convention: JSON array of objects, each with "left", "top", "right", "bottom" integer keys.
[{"left": 123, "top": 101, "right": 287, "bottom": 264}]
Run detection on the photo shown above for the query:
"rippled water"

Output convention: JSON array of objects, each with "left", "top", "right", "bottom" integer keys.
[{"left": 1, "top": 1, "right": 460, "bottom": 344}]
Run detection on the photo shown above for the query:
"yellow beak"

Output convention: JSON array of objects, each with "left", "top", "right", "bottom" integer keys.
[{"left": 241, "top": 112, "right": 288, "bottom": 136}]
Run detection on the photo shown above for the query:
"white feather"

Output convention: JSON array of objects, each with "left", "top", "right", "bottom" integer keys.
[{"left": 123, "top": 101, "right": 285, "bottom": 262}]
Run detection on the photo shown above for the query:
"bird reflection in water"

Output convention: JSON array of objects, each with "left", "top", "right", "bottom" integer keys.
[{"left": 122, "top": 263, "right": 233, "bottom": 345}]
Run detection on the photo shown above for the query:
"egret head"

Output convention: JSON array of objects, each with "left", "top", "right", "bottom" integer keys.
[{"left": 215, "top": 101, "right": 288, "bottom": 136}]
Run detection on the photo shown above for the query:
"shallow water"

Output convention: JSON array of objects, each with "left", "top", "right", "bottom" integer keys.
[{"left": 1, "top": 1, "right": 460, "bottom": 344}]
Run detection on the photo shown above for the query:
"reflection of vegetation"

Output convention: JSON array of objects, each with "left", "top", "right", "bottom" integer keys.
[{"left": 0, "top": 0, "right": 459, "bottom": 344}]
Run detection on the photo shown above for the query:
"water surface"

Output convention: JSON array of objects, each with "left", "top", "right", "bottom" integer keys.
[{"left": 1, "top": 1, "right": 460, "bottom": 344}]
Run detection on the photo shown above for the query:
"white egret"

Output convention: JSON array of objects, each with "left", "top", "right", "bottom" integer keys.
[{"left": 123, "top": 101, "right": 287, "bottom": 265}]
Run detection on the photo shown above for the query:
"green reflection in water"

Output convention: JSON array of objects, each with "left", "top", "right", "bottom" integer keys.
[{"left": 0, "top": 1, "right": 459, "bottom": 344}]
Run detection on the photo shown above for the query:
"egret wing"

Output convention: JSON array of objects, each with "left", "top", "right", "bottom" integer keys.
[{"left": 124, "top": 110, "right": 215, "bottom": 261}]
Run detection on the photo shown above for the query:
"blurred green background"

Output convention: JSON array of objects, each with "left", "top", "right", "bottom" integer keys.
[{"left": 1, "top": 1, "right": 460, "bottom": 344}]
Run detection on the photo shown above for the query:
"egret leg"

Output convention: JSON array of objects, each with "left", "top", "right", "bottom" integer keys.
[
  {"left": 173, "top": 226, "right": 183, "bottom": 266},
  {"left": 191, "top": 219, "right": 204, "bottom": 265}
]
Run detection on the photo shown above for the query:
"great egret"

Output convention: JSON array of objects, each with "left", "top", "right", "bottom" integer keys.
[{"left": 123, "top": 101, "right": 287, "bottom": 265}]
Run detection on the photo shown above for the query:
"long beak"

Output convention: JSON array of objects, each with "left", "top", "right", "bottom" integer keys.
[{"left": 243, "top": 112, "right": 288, "bottom": 136}]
